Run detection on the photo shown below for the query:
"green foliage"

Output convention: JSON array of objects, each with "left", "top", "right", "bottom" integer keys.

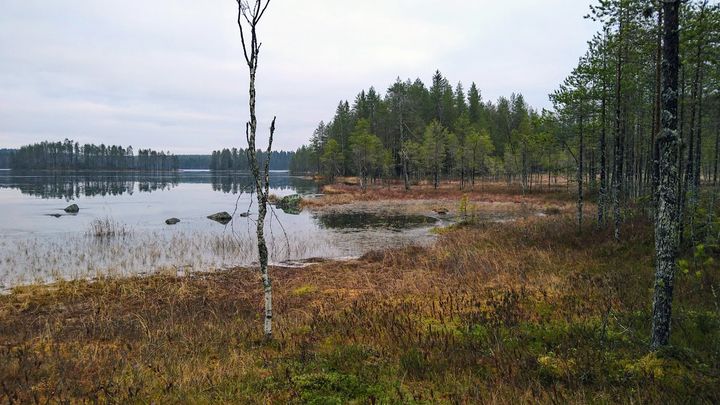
[
  {"left": 290, "top": 71, "right": 550, "bottom": 189},
  {"left": 349, "top": 119, "right": 385, "bottom": 187},
  {"left": 320, "top": 139, "right": 343, "bottom": 180}
]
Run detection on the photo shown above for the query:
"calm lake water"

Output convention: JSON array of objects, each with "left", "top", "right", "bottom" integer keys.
[{"left": 0, "top": 170, "right": 439, "bottom": 289}]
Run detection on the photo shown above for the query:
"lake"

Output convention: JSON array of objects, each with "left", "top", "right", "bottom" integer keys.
[{"left": 0, "top": 170, "right": 440, "bottom": 289}]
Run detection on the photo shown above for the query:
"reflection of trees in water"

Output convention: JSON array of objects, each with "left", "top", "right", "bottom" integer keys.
[
  {"left": 211, "top": 172, "right": 317, "bottom": 194},
  {"left": 0, "top": 172, "right": 179, "bottom": 200},
  {"left": 0, "top": 170, "right": 318, "bottom": 199},
  {"left": 314, "top": 212, "right": 437, "bottom": 230}
]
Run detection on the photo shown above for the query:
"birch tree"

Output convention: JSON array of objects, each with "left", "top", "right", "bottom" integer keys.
[{"left": 236, "top": 0, "right": 275, "bottom": 340}]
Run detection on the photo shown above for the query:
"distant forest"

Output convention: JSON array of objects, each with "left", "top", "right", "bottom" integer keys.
[
  {"left": 175, "top": 155, "right": 212, "bottom": 170},
  {"left": 1, "top": 142, "right": 295, "bottom": 171},
  {"left": 9, "top": 140, "right": 179, "bottom": 171},
  {"left": 210, "top": 149, "right": 293, "bottom": 171},
  {"left": 0, "top": 149, "right": 12, "bottom": 169}
]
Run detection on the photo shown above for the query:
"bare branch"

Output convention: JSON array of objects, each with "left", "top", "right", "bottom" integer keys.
[
  {"left": 236, "top": 1, "right": 251, "bottom": 66},
  {"left": 258, "top": 0, "right": 271, "bottom": 21}
]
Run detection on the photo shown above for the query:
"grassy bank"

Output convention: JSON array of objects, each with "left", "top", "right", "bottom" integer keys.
[{"left": 1, "top": 185, "right": 719, "bottom": 403}]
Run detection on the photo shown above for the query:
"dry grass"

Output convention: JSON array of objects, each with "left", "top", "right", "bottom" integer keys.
[
  {"left": 1, "top": 186, "right": 719, "bottom": 403},
  {"left": 304, "top": 180, "right": 575, "bottom": 213}
]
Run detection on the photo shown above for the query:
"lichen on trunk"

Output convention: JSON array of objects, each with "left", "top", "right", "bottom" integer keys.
[{"left": 651, "top": 0, "right": 681, "bottom": 349}]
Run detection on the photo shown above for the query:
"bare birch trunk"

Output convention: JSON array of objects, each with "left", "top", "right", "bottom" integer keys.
[{"left": 237, "top": 0, "right": 275, "bottom": 339}]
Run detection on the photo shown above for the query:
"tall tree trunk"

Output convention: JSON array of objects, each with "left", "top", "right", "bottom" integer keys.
[
  {"left": 714, "top": 102, "right": 719, "bottom": 187},
  {"left": 652, "top": 0, "right": 681, "bottom": 349},
  {"left": 693, "top": 68, "right": 704, "bottom": 193},
  {"left": 237, "top": 0, "right": 275, "bottom": 340},
  {"left": 682, "top": 2, "right": 708, "bottom": 246},
  {"left": 522, "top": 143, "right": 528, "bottom": 195},
  {"left": 399, "top": 102, "right": 410, "bottom": 191},
  {"left": 612, "top": 13, "right": 625, "bottom": 241},
  {"left": 651, "top": 5, "right": 663, "bottom": 209},
  {"left": 599, "top": 36, "right": 609, "bottom": 227},
  {"left": 578, "top": 112, "right": 584, "bottom": 232},
  {"left": 677, "top": 64, "right": 687, "bottom": 241}
]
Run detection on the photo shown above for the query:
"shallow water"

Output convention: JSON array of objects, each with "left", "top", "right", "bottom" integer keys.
[{"left": 0, "top": 170, "right": 439, "bottom": 289}]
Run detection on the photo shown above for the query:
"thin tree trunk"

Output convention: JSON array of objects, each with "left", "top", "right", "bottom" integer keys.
[
  {"left": 237, "top": 0, "right": 274, "bottom": 340},
  {"left": 714, "top": 103, "right": 719, "bottom": 187},
  {"left": 599, "top": 36, "right": 609, "bottom": 227},
  {"left": 578, "top": 112, "right": 584, "bottom": 232},
  {"left": 651, "top": 5, "right": 663, "bottom": 201},
  {"left": 693, "top": 68, "right": 703, "bottom": 193},
  {"left": 652, "top": 0, "right": 680, "bottom": 349},
  {"left": 612, "top": 13, "right": 625, "bottom": 241},
  {"left": 399, "top": 102, "right": 410, "bottom": 191}
]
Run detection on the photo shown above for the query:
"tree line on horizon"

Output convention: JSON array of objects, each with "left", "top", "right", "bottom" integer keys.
[
  {"left": 0, "top": 149, "right": 12, "bottom": 169},
  {"left": 0, "top": 144, "right": 296, "bottom": 171},
  {"left": 9, "top": 140, "right": 180, "bottom": 171},
  {"left": 210, "top": 148, "right": 293, "bottom": 171}
]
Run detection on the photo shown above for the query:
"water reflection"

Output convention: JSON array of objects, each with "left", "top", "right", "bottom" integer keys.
[
  {"left": 0, "top": 170, "right": 317, "bottom": 199},
  {"left": 314, "top": 212, "right": 438, "bottom": 231},
  {"left": 209, "top": 172, "right": 316, "bottom": 195},
  {"left": 0, "top": 170, "right": 444, "bottom": 290}
]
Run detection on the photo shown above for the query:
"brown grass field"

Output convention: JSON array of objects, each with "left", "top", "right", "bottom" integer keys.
[{"left": 1, "top": 182, "right": 718, "bottom": 404}]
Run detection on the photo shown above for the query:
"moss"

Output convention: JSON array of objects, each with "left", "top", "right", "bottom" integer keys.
[{"left": 292, "top": 285, "right": 317, "bottom": 296}]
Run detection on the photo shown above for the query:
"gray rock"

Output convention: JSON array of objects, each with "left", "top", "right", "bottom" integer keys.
[
  {"left": 165, "top": 218, "right": 180, "bottom": 225},
  {"left": 64, "top": 204, "right": 79, "bottom": 213},
  {"left": 276, "top": 194, "right": 303, "bottom": 215},
  {"left": 207, "top": 212, "right": 232, "bottom": 224}
]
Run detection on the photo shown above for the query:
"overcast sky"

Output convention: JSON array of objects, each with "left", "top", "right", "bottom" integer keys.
[{"left": 0, "top": 1, "right": 598, "bottom": 153}]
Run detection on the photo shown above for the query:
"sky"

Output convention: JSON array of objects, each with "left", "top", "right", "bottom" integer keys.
[{"left": 0, "top": 1, "right": 599, "bottom": 154}]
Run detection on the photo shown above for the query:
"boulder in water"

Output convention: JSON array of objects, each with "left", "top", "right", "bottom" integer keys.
[
  {"left": 276, "top": 194, "right": 303, "bottom": 215},
  {"left": 64, "top": 204, "right": 79, "bottom": 213},
  {"left": 165, "top": 218, "right": 180, "bottom": 225},
  {"left": 207, "top": 212, "right": 232, "bottom": 224}
]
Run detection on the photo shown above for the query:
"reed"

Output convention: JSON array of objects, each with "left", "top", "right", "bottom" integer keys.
[{"left": 86, "top": 217, "right": 132, "bottom": 240}]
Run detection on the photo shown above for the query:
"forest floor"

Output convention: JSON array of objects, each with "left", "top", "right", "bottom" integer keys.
[{"left": 1, "top": 181, "right": 719, "bottom": 404}]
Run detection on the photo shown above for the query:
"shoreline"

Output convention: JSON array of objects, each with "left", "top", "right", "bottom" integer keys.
[{"left": 1, "top": 183, "right": 717, "bottom": 403}]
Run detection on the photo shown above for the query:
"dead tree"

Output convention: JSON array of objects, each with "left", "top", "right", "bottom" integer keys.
[{"left": 237, "top": 0, "right": 275, "bottom": 339}]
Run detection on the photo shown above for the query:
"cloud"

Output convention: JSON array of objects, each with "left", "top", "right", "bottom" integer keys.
[{"left": 0, "top": 0, "right": 598, "bottom": 152}]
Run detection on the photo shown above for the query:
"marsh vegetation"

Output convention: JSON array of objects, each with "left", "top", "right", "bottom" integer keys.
[{"left": 1, "top": 182, "right": 718, "bottom": 403}]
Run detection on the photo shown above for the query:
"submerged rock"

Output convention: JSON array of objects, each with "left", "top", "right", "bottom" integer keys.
[
  {"left": 207, "top": 212, "right": 232, "bottom": 224},
  {"left": 64, "top": 204, "right": 79, "bottom": 213},
  {"left": 165, "top": 218, "right": 180, "bottom": 225},
  {"left": 276, "top": 194, "right": 303, "bottom": 215}
]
